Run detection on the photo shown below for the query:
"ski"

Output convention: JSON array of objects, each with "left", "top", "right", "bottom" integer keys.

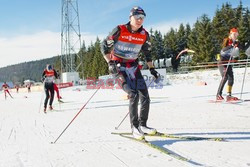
[
  {"left": 111, "top": 132, "right": 225, "bottom": 141},
  {"left": 208, "top": 99, "right": 243, "bottom": 104},
  {"left": 242, "top": 99, "right": 250, "bottom": 102},
  {"left": 151, "top": 132, "right": 224, "bottom": 141},
  {"left": 117, "top": 133, "right": 189, "bottom": 162}
]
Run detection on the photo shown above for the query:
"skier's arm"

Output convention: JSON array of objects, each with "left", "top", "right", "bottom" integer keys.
[
  {"left": 53, "top": 69, "right": 58, "bottom": 79},
  {"left": 41, "top": 70, "right": 46, "bottom": 82},
  {"left": 141, "top": 32, "right": 152, "bottom": 64},
  {"left": 220, "top": 38, "right": 237, "bottom": 59},
  {"left": 101, "top": 26, "right": 120, "bottom": 63},
  {"left": 141, "top": 33, "right": 159, "bottom": 79}
]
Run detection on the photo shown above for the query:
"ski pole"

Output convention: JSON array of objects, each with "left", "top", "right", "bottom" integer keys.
[
  {"left": 52, "top": 84, "right": 101, "bottom": 144},
  {"left": 38, "top": 83, "right": 45, "bottom": 113},
  {"left": 216, "top": 48, "right": 238, "bottom": 99},
  {"left": 240, "top": 47, "right": 250, "bottom": 99},
  {"left": 115, "top": 110, "right": 129, "bottom": 130},
  {"left": 115, "top": 77, "right": 157, "bottom": 130}
]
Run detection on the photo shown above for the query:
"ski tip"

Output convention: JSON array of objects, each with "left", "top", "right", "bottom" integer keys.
[
  {"left": 214, "top": 138, "right": 226, "bottom": 142},
  {"left": 208, "top": 99, "right": 223, "bottom": 103}
]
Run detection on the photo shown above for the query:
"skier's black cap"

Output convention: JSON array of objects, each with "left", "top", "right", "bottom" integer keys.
[
  {"left": 47, "top": 64, "right": 53, "bottom": 71},
  {"left": 130, "top": 6, "right": 146, "bottom": 17}
]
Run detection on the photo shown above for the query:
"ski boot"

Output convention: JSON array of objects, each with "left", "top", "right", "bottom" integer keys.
[
  {"left": 44, "top": 108, "right": 47, "bottom": 113},
  {"left": 49, "top": 105, "right": 53, "bottom": 110},
  {"left": 58, "top": 99, "right": 64, "bottom": 103},
  {"left": 132, "top": 126, "right": 145, "bottom": 140},
  {"left": 216, "top": 95, "right": 224, "bottom": 101},
  {"left": 226, "top": 95, "right": 239, "bottom": 102},
  {"left": 139, "top": 126, "right": 157, "bottom": 135}
]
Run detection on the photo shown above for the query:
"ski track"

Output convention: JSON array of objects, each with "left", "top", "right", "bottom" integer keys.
[{"left": 0, "top": 67, "right": 250, "bottom": 166}]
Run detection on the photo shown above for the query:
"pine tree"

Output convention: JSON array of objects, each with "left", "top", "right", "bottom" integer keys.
[
  {"left": 164, "top": 28, "right": 178, "bottom": 57},
  {"left": 83, "top": 43, "right": 95, "bottom": 79},
  {"left": 187, "top": 23, "right": 198, "bottom": 63},
  {"left": 238, "top": 8, "right": 250, "bottom": 58},
  {"left": 150, "top": 29, "right": 164, "bottom": 61},
  {"left": 77, "top": 41, "right": 87, "bottom": 79},
  {"left": 190, "top": 15, "right": 217, "bottom": 64},
  {"left": 177, "top": 23, "right": 187, "bottom": 53}
]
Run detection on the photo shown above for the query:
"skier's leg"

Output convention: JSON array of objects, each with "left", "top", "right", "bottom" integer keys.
[
  {"left": 44, "top": 84, "right": 50, "bottom": 110},
  {"left": 49, "top": 85, "right": 55, "bottom": 108},
  {"left": 217, "top": 65, "right": 228, "bottom": 97},
  {"left": 136, "top": 71, "right": 150, "bottom": 127},
  {"left": 4, "top": 91, "right": 7, "bottom": 99},
  {"left": 137, "top": 74, "right": 156, "bottom": 134},
  {"left": 226, "top": 67, "right": 238, "bottom": 100},
  {"left": 227, "top": 66, "right": 234, "bottom": 95},
  {"left": 7, "top": 90, "right": 13, "bottom": 98},
  {"left": 120, "top": 72, "right": 140, "bottom": 128},
  {"left": 54, "top": 83, "right": 60, "bottom": 99}
]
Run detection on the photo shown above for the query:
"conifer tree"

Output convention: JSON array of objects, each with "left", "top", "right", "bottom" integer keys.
[
  {"left": 189, "top": 15, "right": 217, "bottom": 64},
  {"left": 164, "top": 28, "right": 178, "bottom": 58},
  {"left": 238, "top": 8, "right": 250, "bottom": 58}
]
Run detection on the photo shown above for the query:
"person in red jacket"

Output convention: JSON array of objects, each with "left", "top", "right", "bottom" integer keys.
[
  {"left": 46, "top": 68, "right": 62, "bottom": 102},
  {"left": 15, "top": 84, "right": 19, "bottom": 93},
  {"left": 42, "top": 64, "right": 58, "bottom": 113},
  {"left": 1, "top": 82, "right": 13, "bottom": 99},
  {"left": 101, "top": 6, "right": 159, "bottom": 140},
  {"left": 54, "top": 82, "right": 62, "bottom": 102}
]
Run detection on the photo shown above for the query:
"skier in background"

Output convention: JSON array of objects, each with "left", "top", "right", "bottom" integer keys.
[
  {"left": 54, "top": 82, "right": 62, "bottom": 102},
  {"left": 53, "top": 69, "right": 63, "bottom": 102},
  {"left": 27, "top": 83, "right": 31, "bottom": 93},
  {"left": 101, "top": 6, "right": 159, "bottom": 140},
  {"left": 42, "top": 64, "right": 58, "bottom": 113},
  {"left": 15, "top": 84, "right": 19, "bottom": 93},
  {"left": 1, "top": 82, "right": 13, "bottom": 99},
  {"left": 174, "top": 49, "right": 195, "bottom": 72},
  {"left": 216, "top": 28, "right": 240, "bottom": 101}
]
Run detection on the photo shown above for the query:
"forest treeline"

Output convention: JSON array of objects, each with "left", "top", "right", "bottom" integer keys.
[{"left": 0, "top": 2, "right": 249, "bottom": 83}]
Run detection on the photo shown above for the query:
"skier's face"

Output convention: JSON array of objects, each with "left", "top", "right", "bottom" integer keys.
[
  {"left": 230, "top": 32, "right": 239, "bottom": 41},
  {"left": 130, "top": 15, "right": 144, "bottom": 31}
]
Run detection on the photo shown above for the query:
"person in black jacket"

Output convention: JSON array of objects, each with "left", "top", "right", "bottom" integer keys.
[
  {"left": 216, "top": 28, "right": 240, "bottom": 101},
  {"left": 101, "top": 6, "right": 159, "bottom": 140},
  {"left": 42, "top": 64, "right": 58, "bottom": 113}
]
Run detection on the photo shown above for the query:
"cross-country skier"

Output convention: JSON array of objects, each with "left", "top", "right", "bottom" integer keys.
[
  {"left": 54, "top": 83, "right": 62, "bottom": 102},
  {"left": 216, "top": 28, "right": 240, "bottom": 101},
  {"left": 15, "top": 84, "right": 19, "bottom": 93},
  {"left": 1, "top": 82, "right": 13, "bottom": 99},
  {"left": 27, "top": 83, "right": 31, "bottom": 93},
  {"left": 42, "top": 64, "right": 58, "bottom": 113},
  {"left": 53, "top": 69, "right": 62, "bottom": 102},
  {"left": 101, "top": 6, "right": 159, "bottom": 140}
]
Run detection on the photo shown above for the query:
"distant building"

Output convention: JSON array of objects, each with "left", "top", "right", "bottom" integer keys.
[{"left": 23, "top": 80, "right": 35, "bottom": 86}]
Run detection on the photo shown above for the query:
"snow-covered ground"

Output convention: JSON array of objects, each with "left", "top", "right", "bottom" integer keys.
[{"left": 0, "top": 67, "right": 250, "bottom": 167}]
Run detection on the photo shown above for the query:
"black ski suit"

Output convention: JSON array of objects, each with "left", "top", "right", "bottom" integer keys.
[
  {"left": 217, "top": 38, "right": 237, "bottom": 96},
  {"left": 42, "top": 69, "right": 58, "bottom": 109},
  {"left": 101, "top": 22, "right": 153, "bottom": 128}
]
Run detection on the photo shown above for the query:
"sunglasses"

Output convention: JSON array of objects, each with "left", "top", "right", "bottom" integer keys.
[{"left": 134, "top": 14, "right": 145, "bottom": 20}]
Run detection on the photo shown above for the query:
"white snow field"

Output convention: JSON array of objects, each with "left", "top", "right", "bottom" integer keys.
[{"left": 0, "top": 67, "right": 250, "bottom": 167}]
